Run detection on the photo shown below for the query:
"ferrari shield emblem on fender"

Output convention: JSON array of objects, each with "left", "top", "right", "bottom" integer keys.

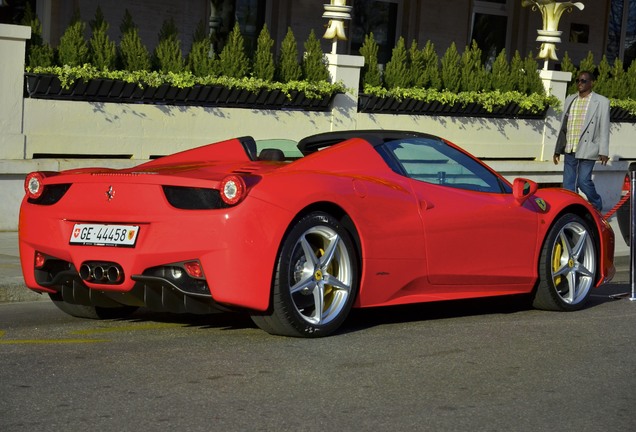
[{"left": 535, "top": 198, "right": 547, "bottom": 212}]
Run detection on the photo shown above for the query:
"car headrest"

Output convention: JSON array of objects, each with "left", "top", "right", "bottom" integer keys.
[{"left": 258, "top": 148, "right": 285, "bottom": 161}]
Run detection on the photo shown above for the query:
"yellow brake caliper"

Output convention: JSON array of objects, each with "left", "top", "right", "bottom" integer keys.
[
  {"left": 552, "top": 241, "right": 563, "bottom": 286},
  {"left": 317, "top": 247, "right": 334, "bottom": 308}
]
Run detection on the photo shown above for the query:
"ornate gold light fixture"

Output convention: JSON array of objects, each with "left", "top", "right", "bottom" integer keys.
[
  {"left": 323, "top": 0, "right": 352, "bottom": 54},
  {"left": 522, "top": 0, "right": 585, "bottom": 68}
]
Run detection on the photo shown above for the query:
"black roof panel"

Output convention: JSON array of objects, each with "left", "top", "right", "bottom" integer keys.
[{"left": 296, "top": 130, "right": 440, "bottom": 155}]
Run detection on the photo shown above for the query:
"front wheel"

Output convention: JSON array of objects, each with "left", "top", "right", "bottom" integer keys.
[
  {"left": 533, "top": 213, "right": 598, "bottom": 311},
  {"left": 251, "top": 212, "right": 359, "bottom": 337}
]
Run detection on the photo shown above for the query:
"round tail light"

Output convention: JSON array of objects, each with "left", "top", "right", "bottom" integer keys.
[
  {"left": 25, "top": 172, "right": 45, "bottom": 199},
  {"left": 220, "top": 175, "right": 246, "bottom": 205}
]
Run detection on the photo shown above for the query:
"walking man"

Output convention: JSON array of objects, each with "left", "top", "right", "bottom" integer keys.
[{"left": 553, "top": 70, "right": 610, "bottom": 212}]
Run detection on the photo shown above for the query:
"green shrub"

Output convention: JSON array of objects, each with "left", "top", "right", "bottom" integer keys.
[
  {"left": 559, "top": 51, "right": 576, "bottom": 75},
  {"left": 152, "top": 18, "right": 184, "bottom": 73},
  {"left": 509, "top": 51, "right": 543, "bottom": 95},
  {"left": 27, "top": 40, "right": 55, "bottom": 69},
  {"left": 460, "top": 40, "right": 489, "bottom": 92},
  {"left": 303, "top": 30, "right": 330, "bottom": 82},
  {"left": 523, "top": 53, "right": 545, "bottom": 95},
  {"left": 608, "top": 58, "right": 626, "bottom": 99},
  {"left": 21, "top": 3, "right": 54, "bottom": 68},
  {"left": 187, "top": 20, "right": 216, "bottom": 77},
  {"left": 384, "top": 37, "right": 411, "bottom": 89},
  {"left": 419, "top": 40, "right": 441, "bottom": 90},
  {"left": 559, "top": 51, "right": 577, "bottom": 94},
  {"left": 561, "top": 50, "right": 636, "bottom": 101},
  {"left": 578, "top": 51, "right": 596, "bottom": 76},
  {"left": 359, "top": 33, "right": 382, "bottom": 88},
  {"left": 218, "top": 22, "right": 249, "bottom": 78},
  {"left": 626, "top": 60, "right": 636, "bottom": 99},
  {"left": 490, "top": 49, "right": 514, "bottom": 92},
  {"left": 118, "top": 10, "right": 151, "bottom": 72},
  {"left": 88, "top": 5, "right": 116, "bottom": 70},
  {"left": 409, "top": 40, "right": 425, "bottom": 87},
  {"left": 509, "top": 51, "right": 526, "bottom": 93},
  {"left": 440, "top": 42, "right": 461, "bottom": 92},
  {"left": 594, "top": 55, "right": 612, "bottom": 96},
  {"left": 253, "top": 24, "right": 275, "bottom": 81},
  {"left": 57, "top": 11, "right": 89, "bottom": 67},
  {"left": 277, "top": 27, "right": 301, "bottom": 83}
]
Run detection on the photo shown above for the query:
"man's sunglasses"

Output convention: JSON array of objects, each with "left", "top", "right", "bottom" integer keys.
[{"left": 575, "top": 78, "right": 590, "bottom": 84}]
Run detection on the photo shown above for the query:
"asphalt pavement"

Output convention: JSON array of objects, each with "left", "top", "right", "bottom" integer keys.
[{"left": 1, "top": 220, "right": 633, "bottom": 303}]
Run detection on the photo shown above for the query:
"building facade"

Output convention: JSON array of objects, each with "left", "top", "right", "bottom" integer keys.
[{"left": 0, "top": 0, "right": 635, "bottom": 69}]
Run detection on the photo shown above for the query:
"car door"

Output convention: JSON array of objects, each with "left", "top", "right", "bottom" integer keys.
[
  {"left": 381, "top": 137, "right": 541, "bottom": 290},
  {"left": 412, "top": 182, "right": 540, "bottom": 288}
]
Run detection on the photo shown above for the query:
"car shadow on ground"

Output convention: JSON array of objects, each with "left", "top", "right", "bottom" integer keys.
[
  {"left": 112, "top": 281, "right": 632, "bottom": 336},
  {"left": 345, "top": 281, "right": 634, "bottom": 334},
  {"left": 345, "top": 294, "right": 534, "bottom": 334},
  {"left": 122, "top": 309, "right": 257, "bottom": 332}
]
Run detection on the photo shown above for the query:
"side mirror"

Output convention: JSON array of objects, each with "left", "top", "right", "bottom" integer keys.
[{"left": 513, "top": 178, "right": 538, "bottom": 205}]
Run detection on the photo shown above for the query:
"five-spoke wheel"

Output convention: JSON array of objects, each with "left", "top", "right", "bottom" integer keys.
[
  {"left": 251, "top": 211, "right": 358, "bottom": 337},
  {"left": 534, "top": 213, "right": 598, "bottom": 311}
]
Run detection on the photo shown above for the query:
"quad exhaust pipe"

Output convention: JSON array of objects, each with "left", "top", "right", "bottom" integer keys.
[{"left": 79, "top": 262, "right": 124, "bottom": 284}]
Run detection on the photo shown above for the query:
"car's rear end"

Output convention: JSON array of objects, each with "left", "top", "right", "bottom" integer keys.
[{"left": 19, "top": 156, "right": 291, "bottom": 315}]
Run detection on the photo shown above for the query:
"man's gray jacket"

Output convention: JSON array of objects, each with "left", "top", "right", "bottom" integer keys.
[{"left": 554, "top": 91, "right": 610, "bottom": 160}]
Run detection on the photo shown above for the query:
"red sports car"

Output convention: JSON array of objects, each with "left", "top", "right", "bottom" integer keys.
[{"left": 19, "top": 130, "right": 615, "bottom": 337}]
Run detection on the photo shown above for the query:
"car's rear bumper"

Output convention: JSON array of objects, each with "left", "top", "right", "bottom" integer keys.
[{"left": 19, "top": 195, "right": 292, "bottom": 312}]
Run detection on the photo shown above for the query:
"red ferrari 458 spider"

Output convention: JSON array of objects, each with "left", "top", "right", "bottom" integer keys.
[{"left": 19, "top": 130, "right": 615, "bottom": 337}]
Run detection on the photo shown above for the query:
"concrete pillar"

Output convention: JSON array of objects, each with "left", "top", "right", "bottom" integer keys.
[
  {"left": 540, "top": 69, "right": 572, "bottom": 106},
  {"left": 539, "top": 69, "right": 572, "bottom": 161},
  {"left": 0, "top": 24, "right": 31, "bottom": 159},
  {"left": 326, "top": 53, "right": 364, "bottom": 131}
]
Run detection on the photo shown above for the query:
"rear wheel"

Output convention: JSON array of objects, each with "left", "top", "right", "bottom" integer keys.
[
  {"left": 251, "top": 212, "right": 358, "bottom": 337},
  {"left": 49, "top": 293, "right": 138, "bottom": 319},
  {"left": 533, "top": 214, "right": 597, "bottom": 311}
]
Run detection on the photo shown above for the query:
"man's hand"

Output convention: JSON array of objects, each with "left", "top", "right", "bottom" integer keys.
[
  {"left": 553, "top": 154, "right": 560, "bottom": 165},
  {"left": 599, "top": 155, "right": 609, "bottom": 165}
]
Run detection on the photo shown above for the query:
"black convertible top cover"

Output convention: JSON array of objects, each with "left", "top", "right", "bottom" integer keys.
[{"left": 296, "top": 130, "right": 440, "bottom": 156}]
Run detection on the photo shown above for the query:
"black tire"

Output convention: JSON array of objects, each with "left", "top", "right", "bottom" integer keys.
[
  {"left": 49, "top": 293, "right": 138, "bottom": 319},
  {"left": 533, "top": 213, "right": 598, "bottom": 311},
  {"left": 251, "top": 211, "right": 359, "bottom": 337}
]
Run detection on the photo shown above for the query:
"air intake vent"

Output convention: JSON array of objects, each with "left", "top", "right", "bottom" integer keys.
[
  {"left": 162, "top": 186, "right": 228, "bottom": 210},
  {"left": 233, "top": 166, "right": 261, "bottom": 174},
  {"left": 27, "top": 184, "right": 71, "bottom": 205}
]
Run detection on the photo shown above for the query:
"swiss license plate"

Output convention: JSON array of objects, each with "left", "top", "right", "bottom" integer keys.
[{"left": 70, "top": 224, "right": 139, "bottom": 247}]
